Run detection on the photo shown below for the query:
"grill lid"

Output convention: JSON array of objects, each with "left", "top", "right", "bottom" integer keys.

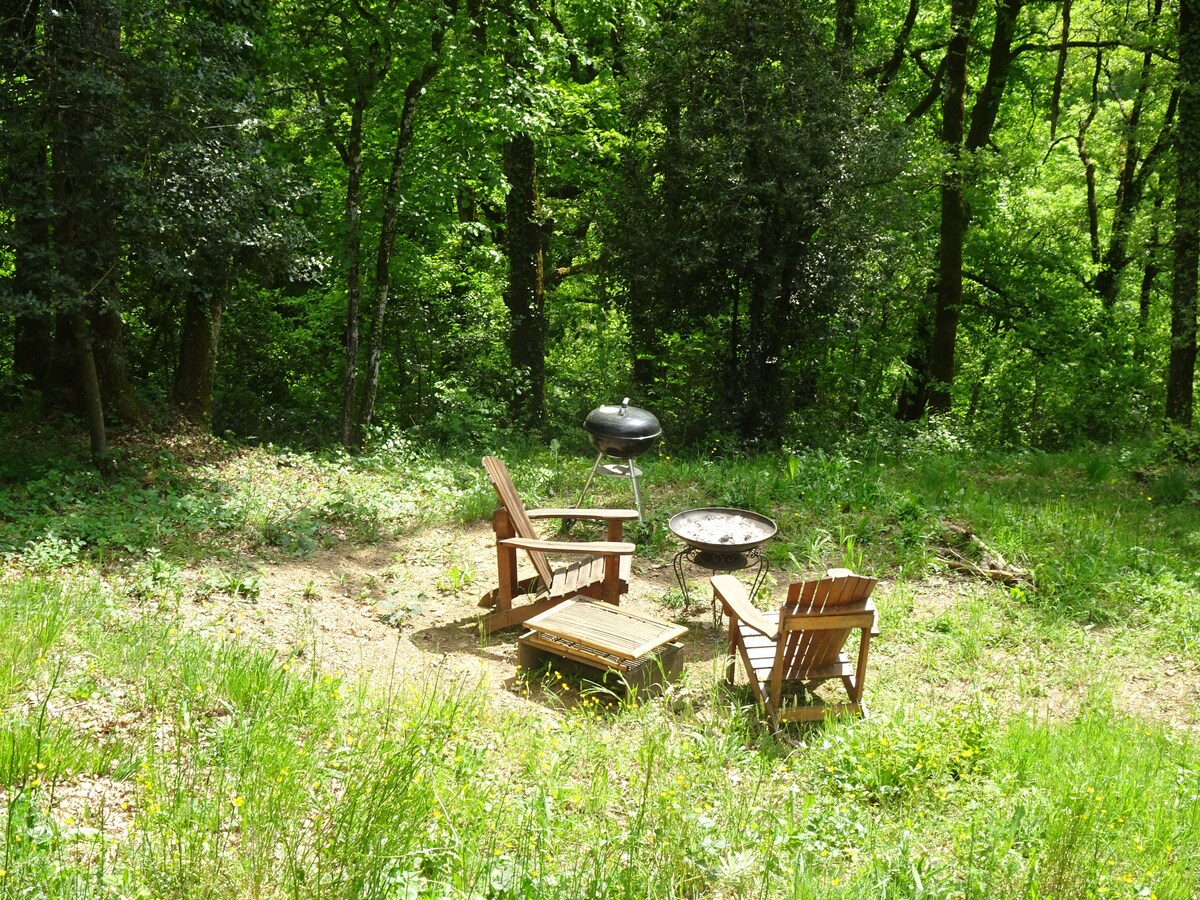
[{"left": 584, "top": 398, "right": 662, "bottom": 441}]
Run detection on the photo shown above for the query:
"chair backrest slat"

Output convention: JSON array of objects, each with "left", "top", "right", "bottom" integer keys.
[
  {"left": 778, "top": 572, "right": 876, "bottom": 678},
  {"left": 483, "top": 456, "right": 555, "bottom": 588}
]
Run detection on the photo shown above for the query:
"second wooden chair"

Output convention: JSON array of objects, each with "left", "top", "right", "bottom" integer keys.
[{"left": 712, "top": 568, "right": 878, "bottom": 727}]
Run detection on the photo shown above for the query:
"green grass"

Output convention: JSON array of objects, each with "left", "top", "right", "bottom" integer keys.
[{"left": 0, "top": 430, "right": 1198, "bottom": 896}]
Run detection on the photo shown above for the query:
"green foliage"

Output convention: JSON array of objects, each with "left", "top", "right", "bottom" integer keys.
[
  {"left": 0, "top": 0, "right": 1192, "bottom": 457},
  {"left": 1152, "top": 424, "right": 1200, "bottom": 467},
  {"left": 610, "top": 0, "right": 900, "bottom": 444}
]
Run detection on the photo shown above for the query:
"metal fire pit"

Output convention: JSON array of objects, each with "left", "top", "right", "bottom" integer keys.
[
  {"left": 669, "top": 507, "right": 777, "bottom": 625},
  {"left": 575, "top": 398, "right": 661, "bottom": 522}
]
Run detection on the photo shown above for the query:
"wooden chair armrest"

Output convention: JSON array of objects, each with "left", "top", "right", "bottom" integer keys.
[
  {"left": 500, "top": 537, "right": 635, "bottom": 556},
  {"left": 527, "top": 507, "right": 640, "bottom": 521},
  {"left": 712, "top": 574, "right": 779, "bottom": 641}
]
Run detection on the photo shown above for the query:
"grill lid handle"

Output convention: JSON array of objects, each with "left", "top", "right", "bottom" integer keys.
[{"left": 620, "top": 397, "right": 630, "bottom": 415}]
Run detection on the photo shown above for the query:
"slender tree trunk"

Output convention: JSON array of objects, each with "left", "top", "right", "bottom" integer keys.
[
  {"left": 46, "top": 0, "right": 122, "bottom": 465},
  {"left": 902, "top": 0, "right": 1024, "bottom": 418},
  {"left": 76, "top": 0, "right": 136, "bottom": 426},
  {"left": 68, "top": 312, "right": 108, "bottom": 468},
  {"left": 3, "top": 2, "right": 53, "bottom": 395},
  {"left": 1049, "top": 0, "right": 1071, "bottom": 139},
  {"left": 355, "top": 42, "right": 445, "bottom": 446},
  {"left": 1095, "top": 0, "right": 1166, "bottom": 307},
  {"left": 925, "top": 0, "right": 977, "bottom": 414},
  {"left": 632, "top": 99, "right": 681, "bottom": 398},
  {"left": 744, "top": 195, "right": 805, "bottom": 439},
  {"left": 500, "top": 0, "right": 546, "bottom": 429},
  {"left": 1138, "top": 187, "right": 1164, "bottom": 346},
  {"left": 503, "top": 132, "right": 546, "bottom": 427},
  {"left": 339, "top": 100, "right": 367, "bottom": 447},
  {"left": 965, "top": 0, "right": 1023, "bottom": 152},
  {"left": 1167, "top": 0, "right": 1200, "bottom": 424},
  {"left": 354, "top": 133, "right": 405, "bottom": 447},
  {"left": 835, "top": 0, "right": 856, "bottom": 52},
  {"left": 1079, "top": 134, "right": 1102, "bottom": 265},
  {"left": 90, "top": 304, "right": 142, "bottom": 424},
  {"left": 173, "top": 291, "right": 223, "bottom": 424},
  {"left": 872, "top": 0, "right": 919, "bottom": 96}
]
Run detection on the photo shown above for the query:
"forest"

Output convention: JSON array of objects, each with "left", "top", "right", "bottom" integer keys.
[{"left": 1, "top": 0, "right": 1197, "bottom": 459}]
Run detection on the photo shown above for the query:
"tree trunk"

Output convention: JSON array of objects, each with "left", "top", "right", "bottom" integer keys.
[
  {"left": 632, "top": 98, "right": 681, "bottom": 399},
  {"left": 925, "top": 0, "right": 977, "bottom": 415},
  {"left": 46, "top": 0, "right": 122, "bottom": 463},
  {"left": 353, "top": 133, "right": 404, "bottom": 448},
  {"left": 1049, "top": 0, "right": 1072, "bottom": 139},
  {"left": 965, "top": 0, "right": 1023, "bottom": 152},
  {"left": 339, "top": 99, "right": 367, "bottom": 448},
  {"left": 902, "top": 0, "right": 1027, "bottom": 418},
  {"left": 173, "top": 292, "right": 223, "bottom": 424},
  {"left": 68, "top": 311, "right": 109, "bottom": 469},
  {"left": 355, "top": 42, "right": 445, "bottom": 446},
  {"left": 1094, "top": 0, "right": 1166, "bottom": 308},
  {"left": 1079, "top": 132, "right": 1102, "bottom": 266},
  {"left": 835, "top": 0, "right": 856, "bottom": 52},
  {"left": 503, "top": 132, "right": 546, "bottom": 428},
  {"left": 1076, "top": 44, "right": 1104, "bottom": 266},
  {"left": 1167, "top": 0, "right": 1200, "bottom": 424},
  {"left": 3, "top": 0, "right": 53, "bottom": 396},
  {"left": 1138, "top": 186, "right": 1164, "bottom": 345},
  {"left": 742, "top": 180, "right": 805, "bottom": 439},
  {"left": 90, "top": 304, "right": 142, "bottom": 425}
]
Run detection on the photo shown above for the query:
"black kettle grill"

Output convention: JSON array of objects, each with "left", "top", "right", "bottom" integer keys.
[{"left": 576, "top": 398, "right": 661, "bottom": 521}]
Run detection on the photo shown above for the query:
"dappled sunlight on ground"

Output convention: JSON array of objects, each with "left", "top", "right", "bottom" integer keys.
[{"left": 166, "top": 521, "right": 1200, "bottom": 733}]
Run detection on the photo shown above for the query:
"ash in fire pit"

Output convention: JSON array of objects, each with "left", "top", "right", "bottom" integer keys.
[
  {"left": 669, "top": 507, "right": 777, "bottom": 622},
  {"left": 669, "top": 508, "right": 777, "bottom": 554}
]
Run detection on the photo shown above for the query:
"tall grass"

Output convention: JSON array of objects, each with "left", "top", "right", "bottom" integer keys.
[
  {"left": 2, "top": 565, "right": 1197, "bottom": 898},
  {"left": 1, "top": 440, "right": 1199, "bottom": 896}
]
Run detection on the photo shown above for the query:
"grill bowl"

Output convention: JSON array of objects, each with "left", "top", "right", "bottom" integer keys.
[{"left": 584, "top": 401, "right": 661, "bottom": 458}]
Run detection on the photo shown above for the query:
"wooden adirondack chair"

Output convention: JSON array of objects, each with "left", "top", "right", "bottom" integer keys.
[
  {"left": 712, "top": 568, "right": 878, "bottom": 727},
  {"left": 479, "top": 456, "right": 638, "bottom": 634}
]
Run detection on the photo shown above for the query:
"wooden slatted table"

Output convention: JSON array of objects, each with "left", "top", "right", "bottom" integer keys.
[{"left": 518, "top": 599, "right": 688, "bottom": 696}]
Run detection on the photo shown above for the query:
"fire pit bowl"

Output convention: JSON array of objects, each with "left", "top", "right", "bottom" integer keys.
[{"left": 669, "top": 507, "right": 778, "bottom": 555}]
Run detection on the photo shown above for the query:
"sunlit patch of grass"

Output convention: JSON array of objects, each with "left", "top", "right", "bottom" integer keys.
[
  {"left": 1, "top": 434, "right": 1200, "bottom": 896},
  {"left": 0, "top": 564, "right": 1198, "bottom": 897}
]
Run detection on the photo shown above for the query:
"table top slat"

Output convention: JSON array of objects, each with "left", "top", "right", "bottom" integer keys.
[{"left": 525, "top": 600, "right": 688, "bottom": 660}]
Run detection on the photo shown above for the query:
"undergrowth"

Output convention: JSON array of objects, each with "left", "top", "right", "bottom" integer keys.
[{"left": 0, "top": 428, "right": 1198, "bottom": 896}]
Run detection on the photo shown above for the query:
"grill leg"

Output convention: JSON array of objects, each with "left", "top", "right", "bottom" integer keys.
[
  {"left": 625, "top": 458, "right": 645, "bottom": 523},
  {"left": 574, "top": 451, "right": 606, "bottom": 510},
  {"left": 672, "top": 548, "right": 694, "bottom": 608}
]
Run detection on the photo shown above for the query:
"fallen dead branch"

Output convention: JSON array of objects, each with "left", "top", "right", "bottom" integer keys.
[{"left": 936, "top": 520, "right": 1035, "bottom": 589}]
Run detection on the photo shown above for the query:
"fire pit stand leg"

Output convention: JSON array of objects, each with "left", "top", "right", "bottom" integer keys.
[
  {"left": 672, "top": 548, "right": 721, "bottom": 628},
  {"left": 671, "top": 548, "right": 696, "bottom": 608},
  {"left": 746, "top": 548, "right": 769, "bottom": 603},
  {"left": 672, "top": 547, "right": 770, "bottom": 632}
]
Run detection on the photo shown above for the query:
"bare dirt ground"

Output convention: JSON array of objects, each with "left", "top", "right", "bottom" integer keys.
[
  {"left": 173, "top": 521, "right": 1200, "bottom": 732},
  {"left": 32, "top": 521, "right": 1200, "bottom": 840},
  {"left": 178, "top": 521, "right": 722, "bottom": 712}
]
